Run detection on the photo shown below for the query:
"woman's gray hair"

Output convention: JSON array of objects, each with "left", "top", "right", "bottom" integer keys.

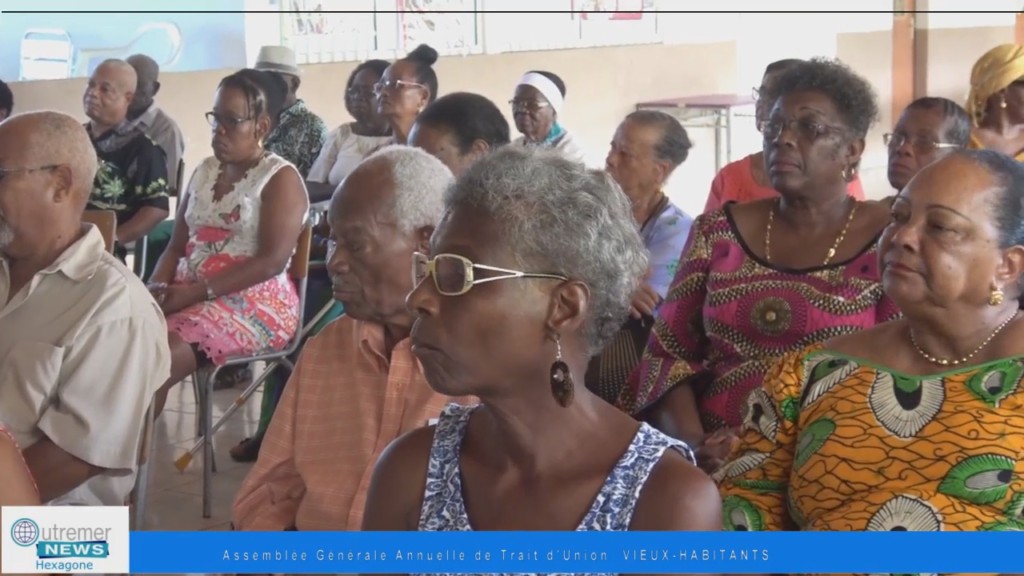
[
  {"left": 363, "top": 144, "right": 453, "bottom": 233},
  {"left": 444, "top": 146, "right": 648, "bottom": 354}
]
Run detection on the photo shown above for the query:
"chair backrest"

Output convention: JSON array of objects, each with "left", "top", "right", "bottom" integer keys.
[
  {"left": 173, "top": 159, "right": 185, "bottom": 197},
  {"left": 289, "top": 222, "right": 313, "bottom": 281},
  {"left": 81, "top": 210, "right": 117, "bottom": 253}
]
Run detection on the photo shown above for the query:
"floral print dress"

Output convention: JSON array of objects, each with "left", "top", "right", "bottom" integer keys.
[{"left": 165, "top": 153, "right": 301, "bottom": 365}]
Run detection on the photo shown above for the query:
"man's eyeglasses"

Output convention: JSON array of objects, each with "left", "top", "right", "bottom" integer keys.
[
  {"left": 760, "top": 117, "right": 845, "bottom": 142},
  {"left": 0, "top": 165, "right": 58, "bottom": 181},
  {"left": 373, "top": 79, "right": 426, "bottom": 96},
  {"left": 883, "top": 132, "right": 959, "bottom": 154},
  {"left": 510, "top": 99, "right": 551, "bottom": 114},
  {"left": 205, "top": 111, "right": 253, "bottom": 129},
  {"left": 412, "top": 252, "right": 568, "bottom": 297}
]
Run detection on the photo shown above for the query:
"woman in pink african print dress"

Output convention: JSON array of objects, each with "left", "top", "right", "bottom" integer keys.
[
  {"left": 148, "top": 71, "right": 309, "bottom": 414},
  {"left": 616, "top": 58, "right": 903, "bottom": 474}
]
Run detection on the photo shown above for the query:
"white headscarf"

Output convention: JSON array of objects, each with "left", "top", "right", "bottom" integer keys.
[{"left": 516, "top": 72, "right": 564, "bottom": 115}]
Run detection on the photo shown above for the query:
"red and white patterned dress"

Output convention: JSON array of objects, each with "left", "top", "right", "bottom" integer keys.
[{"left": 166, "top": 153, "right": 301, "bottom": 365}]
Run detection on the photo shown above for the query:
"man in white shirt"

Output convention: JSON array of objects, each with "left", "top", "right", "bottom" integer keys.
[{"left": 0, "top": 111, "right": 171, "bottom": 506}]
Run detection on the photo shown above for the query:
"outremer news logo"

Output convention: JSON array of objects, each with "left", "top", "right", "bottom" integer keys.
[{"left": 1, "top": 506, "right": 129, "bottom": 574}]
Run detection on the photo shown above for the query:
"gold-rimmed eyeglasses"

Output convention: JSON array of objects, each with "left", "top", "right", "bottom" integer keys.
[{"left": 412, "top": 251, "right": 568, "bottom": 297}]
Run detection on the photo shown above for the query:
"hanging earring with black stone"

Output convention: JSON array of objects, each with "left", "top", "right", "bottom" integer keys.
[{"left": 550, "top": 335, "right": 574, "bottom": 407}]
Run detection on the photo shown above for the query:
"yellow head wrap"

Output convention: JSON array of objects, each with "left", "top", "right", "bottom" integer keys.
[{"left": 966, "top": 43, "right": 1024, "bottom": 126}]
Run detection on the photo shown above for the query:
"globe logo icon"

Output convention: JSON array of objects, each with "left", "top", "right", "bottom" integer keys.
[{"left": 11, "top": 518, "right": 39, "bottom": 547}]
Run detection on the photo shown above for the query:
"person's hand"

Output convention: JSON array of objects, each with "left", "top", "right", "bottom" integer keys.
[
  {"left": 160, "top": 283, "right": 205, "bottom": 315},
  {"left": 695, "top": 427, "right": 741, "bottom": 475},
  {"left": 147, "top": 281, "right": 168, "bottom": 304},
  {"left": 630, "top": 281, "right": 661, "bottom": 319}
]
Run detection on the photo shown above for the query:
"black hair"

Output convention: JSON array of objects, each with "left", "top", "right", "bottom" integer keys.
[
  {"left": 346, "top": 59, "right": 389, "bottom": 91},
  {"left": 416, "top": 92, "right": 511, "bottom": 153},
  {"left": 957, "top": 149, "right": 1024, "bottom": 307},
  {"left": 905, "top": 96, "right": 972, "bottom": 148},
  {"left": 625, "top": 110, "right": 692, "bottom": 166},
  {"left": 764, "top": 58, "right": 804, "bottom": 76},
  {"left": 0, "top": 79, "right": 12, "bottom": 115},
  {"left": 526, "top": 70, "right": 566, "bottom": 97},
  {"left": 769, "top": 57, "right": 879, "bottom": 139},
  {"left": 968, "top": 148, "right": 1024, "bottom": 248},
  {"left": 232, "top": 68, "right": 287, "bottom": 121},
  {"left": 401, "top": 44, "right": 439, "bottom": 103}
]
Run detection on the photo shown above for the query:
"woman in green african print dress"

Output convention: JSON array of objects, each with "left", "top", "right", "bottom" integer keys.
[{"left": 719, "top": 150, "right": 1024, "bottom": 538}]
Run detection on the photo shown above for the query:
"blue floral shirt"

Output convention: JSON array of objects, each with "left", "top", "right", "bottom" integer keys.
[{"left": 641, "top": 200, "right": 693, "bottom": 301}]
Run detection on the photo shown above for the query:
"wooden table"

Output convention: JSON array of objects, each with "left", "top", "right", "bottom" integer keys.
[{"left": 636, "top": 94, "right": 755, "bottom": 173}]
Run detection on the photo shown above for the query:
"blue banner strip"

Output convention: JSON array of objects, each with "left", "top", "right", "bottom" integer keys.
[{"left": 126, "top": 531, "right": 1024, "bottom": 573}]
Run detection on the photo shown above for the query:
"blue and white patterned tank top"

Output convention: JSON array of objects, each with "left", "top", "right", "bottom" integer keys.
[{"left": 414, "top": 403, "right": 696, "bottom": 576}]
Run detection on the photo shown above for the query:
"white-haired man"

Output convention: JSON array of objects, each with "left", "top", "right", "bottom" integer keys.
[
  {"left": 0, "top": 111, "right": 170, "bottom": 505},
  {"left": 232, "top": 145, "right": 472, "bottom": 531}
]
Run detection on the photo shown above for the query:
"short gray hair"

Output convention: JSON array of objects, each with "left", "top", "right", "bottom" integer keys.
[
  {"left": 363, "top": 144, "right": 453, "bottom": 233},
  {"left": 444, "top": 146, "right": 648, "bottom": 354}
]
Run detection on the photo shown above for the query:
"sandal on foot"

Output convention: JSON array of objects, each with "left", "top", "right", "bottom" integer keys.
[{"left": 229, "top": 435, "right": 263, "bottom": 462}]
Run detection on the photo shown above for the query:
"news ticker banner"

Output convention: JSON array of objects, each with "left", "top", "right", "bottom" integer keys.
[{"left": 4, "top": 506, "right": 1024, "bottom": 574}]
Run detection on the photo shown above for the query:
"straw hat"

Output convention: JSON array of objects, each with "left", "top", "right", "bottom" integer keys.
[{"left": 254, "top": 45, "right": 301, "bottom": 77}]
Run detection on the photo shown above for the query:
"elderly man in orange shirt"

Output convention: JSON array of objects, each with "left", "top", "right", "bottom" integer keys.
[{"left": 232, "top": 145, "right": 473, "bottom": 531}]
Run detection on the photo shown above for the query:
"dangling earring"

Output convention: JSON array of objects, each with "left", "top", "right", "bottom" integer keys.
[
  {"left": 1001, "top": 95, "right": 1009, "bottom": 109},
  {"left": 549, "top": 335, "right": 574, "bottom": 407},
  {"left": 841, "top": 167, "right": 850, "bottom": 182},
  {"left": 989, "top": 287, "right": 1005, "bottom": 306}
]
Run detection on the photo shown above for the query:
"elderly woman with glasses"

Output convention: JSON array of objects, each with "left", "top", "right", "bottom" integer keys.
[
  {"left": 305, "top": 59, "right": 392, "bottom": 205},
  {"left": 375, "top": 44, "right": 438, "bottom": 146},
  {"left": 617, "top": 58, "right": 901, "bottom": 474},
  {"left": 362, "top": 147, "right": 720, "bottom": 536},
  {"left": 705, "top": 59, "right": 865, "bottom": 213},
  {"left": 146, "top": 70, "right": 309, "bottom": 415},
  {"left": 509, "top": 70, "right": 586, "bottom": 163},
  {"left": 720, "top": 149, "right": 1024, "bottom": 533},
  {"left": 886, "top": 97, "right": 971, "bottom": 195}
]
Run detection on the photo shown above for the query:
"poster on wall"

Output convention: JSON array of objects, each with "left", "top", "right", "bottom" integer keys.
[
  {"left": 573, "top": 0, "right": 658, "bottom": 46},
  {"left": 0, "top": 0, "right": 247, "bottom": 80},
  {"left": 398, "top": 0, "right": 481, "bottom": 55},
  {"left": 481, "top": 0, "right": 583, "bottom": 54},
  {"left": 282, "top": 0, "right": 384, "bottom": 63}
]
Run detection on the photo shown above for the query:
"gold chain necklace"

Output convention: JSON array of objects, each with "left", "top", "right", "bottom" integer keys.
[
  {"left": 909, "top": 311, "right": 1019, "bottom": 367},
  {"left": 764, "top": 199, "right": 858, "bottom": 266}
]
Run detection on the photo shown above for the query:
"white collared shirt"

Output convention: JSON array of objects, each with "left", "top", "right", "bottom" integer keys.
[{"left": 0, "top": 224, "right": 171, "bottom": 506}]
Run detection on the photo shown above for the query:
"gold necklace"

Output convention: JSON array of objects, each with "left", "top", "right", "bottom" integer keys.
[
  {"left": 764, "top": 198, "right": 858, "bottom": 266},
  {"left": 909, "top": 311, "right": 1019, "bottom": 367}
]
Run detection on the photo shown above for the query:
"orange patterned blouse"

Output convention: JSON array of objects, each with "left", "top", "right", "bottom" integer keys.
[{"left": 718, "top": 343, "right": 1024, "bottom": 533}]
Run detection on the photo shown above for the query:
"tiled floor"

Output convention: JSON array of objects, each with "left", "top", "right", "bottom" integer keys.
[{"left": 140, "top": 375, "right": 262, "bottom": 532}]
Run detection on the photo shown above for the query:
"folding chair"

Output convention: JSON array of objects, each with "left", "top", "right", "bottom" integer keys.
[
  {"left": 128, "top": 399, "right": 156, "bottom": 530},
  {"left": 131, "top": 159, "right": 183, "bottom": 278},
  {"left": 173, "top": 159, "right": 185, "bottom": 198},
  {"left": 129, "top": 238, "right": 148, "bottom": 277},
  {"left": 174, "top": 223, "right": 314, "bottom": 518},
  {"left": 81, "top": 210, "right": 117, "bottom": 253}
]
